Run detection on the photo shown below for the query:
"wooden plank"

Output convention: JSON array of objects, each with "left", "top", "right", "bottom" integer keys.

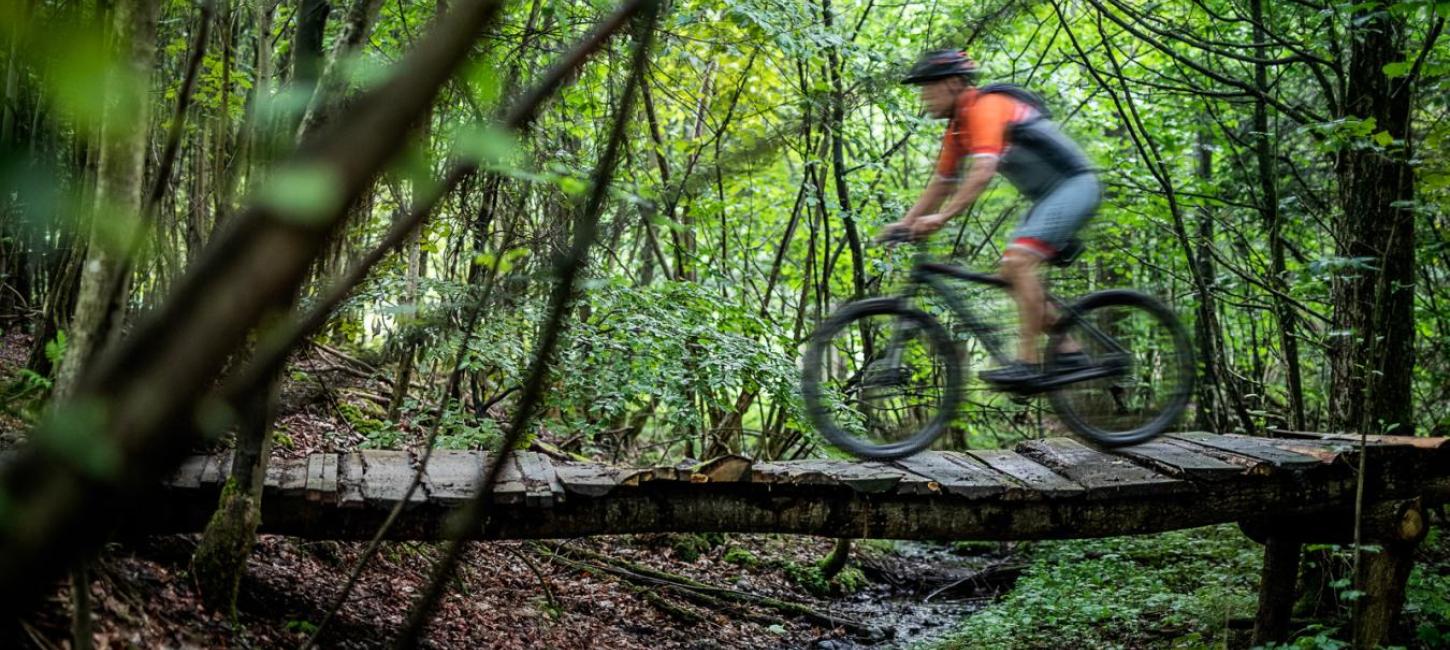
[
  {"left": 1252, "top": 438, "right": 1357, "bottom": 464},
  {"left": 357, "top": 450, "right": 424, "bottom": 508},
  {"left": 1017, "top": 437, "right": 1188, "bottom": 498},
  {"left": 492, "top": 452, "right": 528, "bottom": 505},
  {"left": 1109, "top": 440, "right": 1243, "bottom": 481},
  {"left": 1270, "top": 430, "right": 1449, "bottom": 450},
  {"left": 266, "top": 457, "right": 308, "bottom": 495},
  {"left": 305, "top": 453, "right": 338, "bottom": 502},
  {"left": 1166, "top": 432, "right": 1320, "bottom": 471},
  {"left": 337, "top": 452, "right": 365, "bottom": 508},
  {"left": 860, "top": 460, "right": 934, "bottom": 495},
  {"left": 554, "top": 463, "right": 620, "bottom": 497},
  {"left": 890, "top": 452, "right": 1013, "bottom": 498},
  {"left": 516, "top": 451, "right": 556, "bottom": 508},
  {"left": 1318, "top": 434, "right": 1448, "bottom": 450},
  {"left": 750, "top": 461, "right": 903, "bottom": 493},
  {"left": 169, "top": 455, "right": 211, "bottom": 489},
  {"left": 695, "top": 455, "right": 753, "bottom": 482},
  {"left": 966, "top": 449, "right": 1085, "bottom": 499},
  {"left": 541, "top": 455, "right": 566, "bottom": 500},
  {"left": 619, "top": 460, "right": 698, "bottom": 485},
  {"left": 422, "top": 450, "right": 486, "bottom": 504},
  {"left": 200, "top": 453, "right": 232, "bottom": 487}
]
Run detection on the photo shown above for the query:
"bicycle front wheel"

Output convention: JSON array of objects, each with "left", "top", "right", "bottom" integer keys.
[
  {"left": 1047, "top": 289, "right": 1194, "bottom": 447},
  {"left": 802, "top": 298, "right": 963, "bottom": 460}
]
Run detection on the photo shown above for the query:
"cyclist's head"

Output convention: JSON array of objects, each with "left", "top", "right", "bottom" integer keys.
[{"left": 902, "top": 49, "right": 978, "bottom": 118}]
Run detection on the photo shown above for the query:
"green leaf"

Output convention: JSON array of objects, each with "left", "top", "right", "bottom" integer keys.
[
  {"left": 258, "top": 163, "right": 345, "bottom": 225},
  {"left": 45, "top": 330, "right": 68, "bottom": 366},
  {"left": 1373, "top": 130, "right": 1395, "bottom": 146},
  {"left": 1383, "top": 61, "right": 1412, "bottom": 78},
  {"left": 453, "top": 124, "right": 518, "bottom": 168},
  {"left": 36, "top": 398, "right": 121, "bottom": 480}
]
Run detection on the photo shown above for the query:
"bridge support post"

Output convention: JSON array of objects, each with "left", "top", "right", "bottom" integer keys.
[
  {"left": 1252, "top": 535, "right": 1302, "bottom": 646},
  {"left": 1242, "top": 498, "right": 1427, "bottom": 648},
  {"left": 1352, "top": 499, "right": 1426, "bottom": 649}
]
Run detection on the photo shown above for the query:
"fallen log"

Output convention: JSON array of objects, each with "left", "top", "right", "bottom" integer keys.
[{"left": 533, "top": 543, "right": 879, "bottom": 637}]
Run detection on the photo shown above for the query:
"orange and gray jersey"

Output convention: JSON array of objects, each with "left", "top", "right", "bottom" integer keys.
[{"left": 936, "top": 88, "right": 1093, "bottom": 200}]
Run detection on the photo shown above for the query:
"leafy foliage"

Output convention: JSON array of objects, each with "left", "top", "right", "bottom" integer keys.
[{"left": 941, "top": 526, "right": 1260, "bottom": 649}]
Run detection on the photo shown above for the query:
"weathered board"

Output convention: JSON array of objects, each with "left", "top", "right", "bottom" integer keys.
[
  {"left": 422, "top": 450, "right": 486, "bottom": 504},
  {"left": 965, "top": 449, "right": 1085, "bottom": 499},
  {"left": 338, "top": 452, "right": 365, "bottom": 508},
  {"left": 1274, "top": 430, "right": 1450, "bottom": 450},
  {"left": 356, "top": 450, "right": 425, "bottom": 508},
  {"left": 554, "top": 463, "right": 620, "bottom": 497},
  {"left": 516, "top": 452, "right": 559, "bottom": 508},
  {"left": 1109, "top": 440, "right": 1243, "bottom": 481},
  {"left": 751, "top": 461, "right": 903, "bottom": 493},
  {"left": 492, "top": 453, "right": 529, "bottom": 505},
  {"left": 1017, "top": 438, "right": 1188, "bottom": 497},
  {"left": 305, "top": 453, "right": 337, "bottom": 502},
  {"left": 267, "top": 457, "right": 309, "bottom": 495},
  {"left": 891, "top": 452, "right": 1014, "bottom": 498},
  {"left": 1166, "top": 432, "right": 1320, "bottom": 472}
]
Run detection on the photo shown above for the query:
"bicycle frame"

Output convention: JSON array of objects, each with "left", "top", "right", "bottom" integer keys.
[{"left": 891, "top": 253, "right": 1132, "bottom": 374}]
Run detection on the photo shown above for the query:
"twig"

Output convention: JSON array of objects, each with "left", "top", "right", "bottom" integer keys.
[
  {"left": 502, "top": 545, "right": 558, "bottom": 610},
  {"left": 392, "top": 9, "right": 659, "bottom": 646}
]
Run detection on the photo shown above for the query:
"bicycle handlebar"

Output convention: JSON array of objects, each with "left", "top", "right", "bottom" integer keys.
[{"left": 876, "top": 224, "right": 921, "bottom": 246}]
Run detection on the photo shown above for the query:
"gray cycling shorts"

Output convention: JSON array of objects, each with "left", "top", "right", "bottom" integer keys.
[{"left": 1005, "top": 172, "right": 1101, "bottom": 259}]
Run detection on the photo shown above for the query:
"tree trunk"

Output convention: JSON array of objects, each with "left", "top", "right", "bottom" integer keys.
[
  {"left": 52, "top": 0, "right": 161, "bottom": 397},
  {"left": 192, "top": 358, "right": 279, "bottom": 615},
  {"left": 820, "top": 0, "right": 865, "bottom": 302},
  {"left": 1330, "top": 3, "right": 1415, "bottom": 435}
]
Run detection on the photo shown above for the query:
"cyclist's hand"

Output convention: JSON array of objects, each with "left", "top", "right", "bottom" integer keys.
[
  {"left": 875, "top": 221, "right": 913, "bottom": 244},
  {"left": 910, "top": 213, "right": 949, "bottom": 238}
]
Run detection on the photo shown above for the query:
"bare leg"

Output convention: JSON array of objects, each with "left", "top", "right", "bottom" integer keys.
[{"left": 1000, "top": 251, "right": 1048, "bottom": 364}]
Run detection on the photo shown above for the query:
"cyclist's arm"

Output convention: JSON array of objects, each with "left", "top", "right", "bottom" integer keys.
[
  {"left": 937, "top": 154, "right": 998, "bottom": 218},
  {"left": 903, "top": 174, "right": 954, "bottom": 224}
]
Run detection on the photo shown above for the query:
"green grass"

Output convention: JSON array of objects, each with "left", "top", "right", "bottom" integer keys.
[{"left": 934, "top": 525, "right": 1261, "bottom": 649}]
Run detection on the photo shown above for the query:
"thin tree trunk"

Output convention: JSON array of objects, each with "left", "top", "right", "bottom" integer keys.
[
  {"left": 1254, "top": 0, "right": 1305, "bottom": 431},
  {"left": 52, "top": 0, "right": 161, "bottom": 398}
]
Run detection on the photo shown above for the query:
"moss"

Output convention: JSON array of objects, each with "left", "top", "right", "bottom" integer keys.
[
  {"left": 668, "top": 532, "right": 725, "bottom": 562},
  {"left": 191, "top": 477, "right": 262, "bottom": 618},
  {"left": 950, "top": 540, "right": 1000, "bottom": 555},
  {"left": 723, "top": 546, "right": 758, "bottom": 567},
  {"left": 784, "top": 561, "right": 867, "bottom": 597}
]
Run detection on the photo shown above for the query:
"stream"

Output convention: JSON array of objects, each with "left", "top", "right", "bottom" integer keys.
[{"left": 809, "top": 541, "right": 1022, "bottom": 649}]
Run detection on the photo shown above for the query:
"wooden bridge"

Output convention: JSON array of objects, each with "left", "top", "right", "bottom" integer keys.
[{"left": 110, "top": 432, "right": 1450, "bottom": 646}]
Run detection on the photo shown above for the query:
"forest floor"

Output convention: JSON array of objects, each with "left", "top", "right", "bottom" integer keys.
[
  {"left": 0, "top": 332, "right": 1003, "bottom": 649},
  {"left": 17, "top": 532, "right": 1003, "bottom": 649},
  {"left": 9, "top": 332, "right": 1450, "bottom": 649}
]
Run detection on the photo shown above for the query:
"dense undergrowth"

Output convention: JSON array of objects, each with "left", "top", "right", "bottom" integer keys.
[{"left": 938, "top": 524, "right": 1450, "bottom": 650}]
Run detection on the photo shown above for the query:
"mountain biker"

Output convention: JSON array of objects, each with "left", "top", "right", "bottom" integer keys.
[{"left": 880, "top": 49, "right": 1101, "bottom": 388}]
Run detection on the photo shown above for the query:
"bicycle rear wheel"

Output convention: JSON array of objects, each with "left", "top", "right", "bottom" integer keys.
[
  {"left": 802, "top": 298, "right": 963, "bottom": 460},
  {"left": 1046, "top": 289, "right": 1194, "bottom": 447}
]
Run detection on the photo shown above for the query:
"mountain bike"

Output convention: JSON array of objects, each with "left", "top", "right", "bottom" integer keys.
[{"left": 801, "top": 234, "right": 1194, "bottom": 459}]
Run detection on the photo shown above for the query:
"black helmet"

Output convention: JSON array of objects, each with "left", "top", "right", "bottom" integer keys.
[{"left": 901, "top": 49, "right": 979, "bottom": 85}]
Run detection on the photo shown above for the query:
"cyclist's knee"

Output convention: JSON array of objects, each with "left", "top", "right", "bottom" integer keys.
[{"left": 999, "top": 249, "right": 1040, "bottom": 281}]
